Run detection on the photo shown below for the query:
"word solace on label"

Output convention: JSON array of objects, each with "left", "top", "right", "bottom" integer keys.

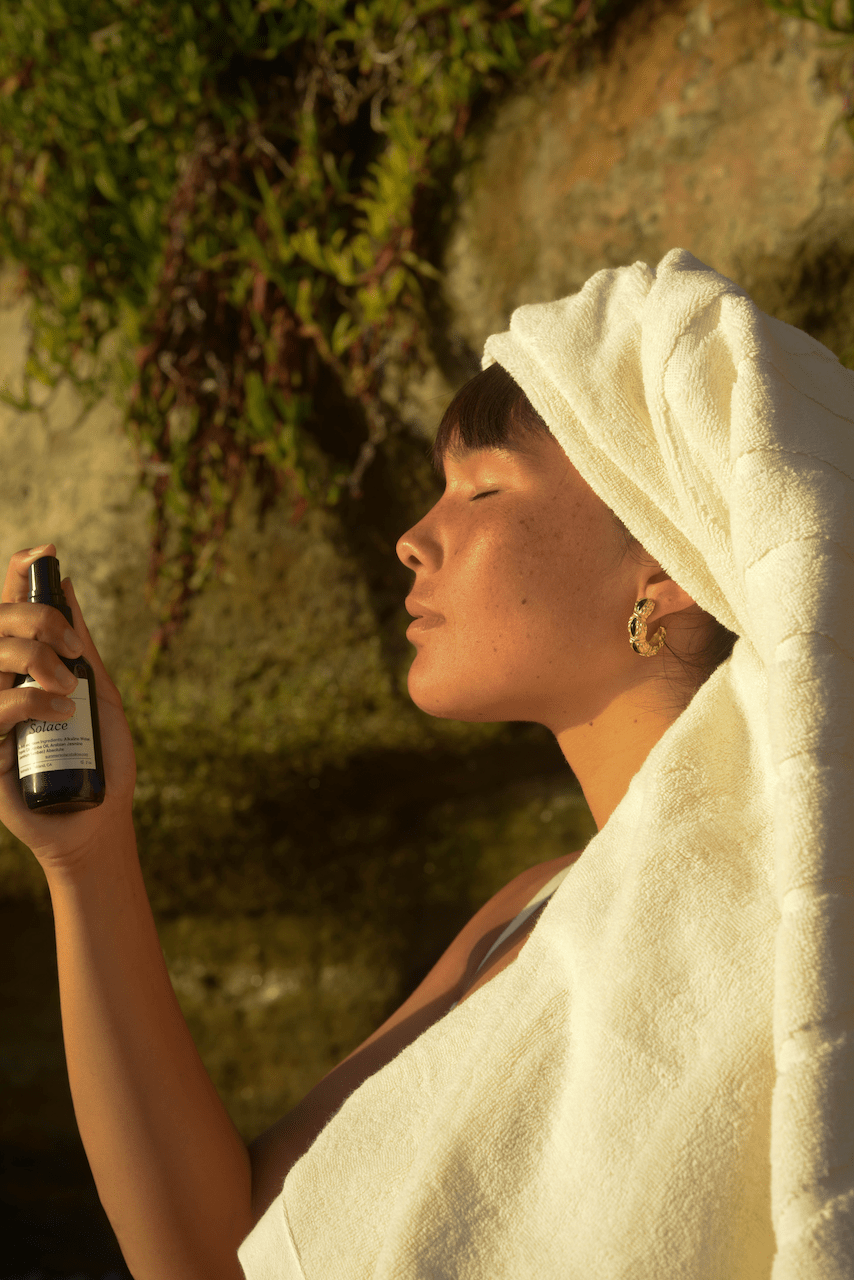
[{"left": 16, "top": 675, "right": 97, "bottom": 779}]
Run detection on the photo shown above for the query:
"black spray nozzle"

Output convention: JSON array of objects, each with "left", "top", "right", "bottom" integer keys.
[{"left": 28, "top": 555, "right": 73, "bottom": 628}]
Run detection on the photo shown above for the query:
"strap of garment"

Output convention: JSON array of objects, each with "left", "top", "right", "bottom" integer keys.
[{"left": 448, "top": 865, "right": 573, "bottom": 1011}]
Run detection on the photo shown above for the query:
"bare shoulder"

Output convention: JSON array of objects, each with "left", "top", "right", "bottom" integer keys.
[{"left": 247, "top": 848, "right": 583, "bottom": 1224}]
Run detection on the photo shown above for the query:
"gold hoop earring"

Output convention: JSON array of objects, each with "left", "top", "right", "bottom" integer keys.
[{"left": 628, "top": 598, "right": 666, "bottom": 657}]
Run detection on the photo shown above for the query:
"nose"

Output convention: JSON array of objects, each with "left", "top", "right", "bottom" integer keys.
[{"left": 396, "top": 509, "right": 441, "bottom": 572}]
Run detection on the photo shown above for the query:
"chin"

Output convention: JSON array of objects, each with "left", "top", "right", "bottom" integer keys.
[{"left": 406, "top": 671, "right": 515, "bottom": 723}]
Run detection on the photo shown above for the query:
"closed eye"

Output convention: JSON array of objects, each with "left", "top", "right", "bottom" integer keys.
[{"left": 471, "top": 489, "right": 499, "bottom": 501}]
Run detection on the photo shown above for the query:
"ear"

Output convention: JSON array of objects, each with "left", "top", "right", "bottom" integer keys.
[{"left": 638, "top": 571, "right": 700, "bottom": 620}]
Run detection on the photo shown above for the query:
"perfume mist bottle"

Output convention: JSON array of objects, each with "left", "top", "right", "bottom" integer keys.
[{"left": 14, "top": 556, "right": 106, "bottom": 813}]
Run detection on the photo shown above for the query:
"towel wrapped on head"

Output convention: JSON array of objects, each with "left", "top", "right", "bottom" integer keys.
[{"left": 238, "top": 249, "right": 854, "bottom": 1279}]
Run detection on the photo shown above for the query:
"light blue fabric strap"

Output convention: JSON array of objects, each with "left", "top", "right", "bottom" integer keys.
[
  {"left": 448, "top": 865, "right": 573, "bottom": 1011},
  {"left": 473, "top": 865, "right": 572, "bottom": 976}
]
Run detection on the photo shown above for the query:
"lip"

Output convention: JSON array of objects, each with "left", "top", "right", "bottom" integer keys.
[
  {"left": 406, "top": 615, "right": 445, "bottom": 636},
  {"left": 404, "top": 596, "right": 445, "bottom": 636}
]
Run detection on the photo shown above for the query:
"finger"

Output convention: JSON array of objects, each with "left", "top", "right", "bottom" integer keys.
[
  {"left": 0, "top": 595, "right": 84, "bottom": 701},
  {"left": 0, "top": 634, "right": 80, "bottom": 696},
  {"left": 0, "top": 726, "right": 16, "bottom": 774},
  {"left": 62, "top": 577, "right": 121, "bottom": 703},
  {"left": 2, "top": 543, "right": 58, "bottom": 605},
  {"left": 0, "top": 682, "right": 76, "bottom": 738},
  {"left": 0, "top": 681, "right": 76, "bottom": 774}
]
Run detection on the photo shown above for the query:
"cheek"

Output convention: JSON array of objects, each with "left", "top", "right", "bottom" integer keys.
[
  {"left": 446, "top": 526, "right": 581, "bottom": 662},
  {"left": 499, "top": 521, "right": 584, "bottom": 622},
  {"left": 502, "top": 517, "right": 623, "bottom": 664}
]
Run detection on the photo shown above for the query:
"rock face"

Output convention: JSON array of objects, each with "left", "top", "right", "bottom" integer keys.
[
  {"left": 0, "top": 263, "right": 153, "bottom": 671},
  {"left": 445, "top": 0, "right": 854, "bottom": 364}
]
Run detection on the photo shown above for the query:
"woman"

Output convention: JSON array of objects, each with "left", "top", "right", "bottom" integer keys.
[{"left": 0, "top": 249, "right": 850, "bottom": 1279}]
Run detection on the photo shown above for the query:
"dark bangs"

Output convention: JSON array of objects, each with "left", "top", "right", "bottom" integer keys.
[{"left": 431, "top": 362, "right": 551, "bottom": 478}]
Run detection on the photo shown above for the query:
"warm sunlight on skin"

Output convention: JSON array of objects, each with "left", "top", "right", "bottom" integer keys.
[{"left": 396, "top": 431, "right": 711, "bottom": 831}]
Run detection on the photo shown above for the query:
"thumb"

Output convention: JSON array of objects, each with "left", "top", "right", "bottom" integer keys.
[{"left": 62, "top": 576, "right": 120, "bottom": 701}]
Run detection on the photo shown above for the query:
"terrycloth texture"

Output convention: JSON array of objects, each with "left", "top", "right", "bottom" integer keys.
[{"left": 238, "top": 249, "right": 854, "bottom": 1278}]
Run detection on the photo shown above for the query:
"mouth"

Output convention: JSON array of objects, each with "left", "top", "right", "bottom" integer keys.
[
  {"left": 406, "top": 614, "right": 445, "bottom": 636},
  {"left": 404, "top": 596, "right": 445, "bottom": 636}
]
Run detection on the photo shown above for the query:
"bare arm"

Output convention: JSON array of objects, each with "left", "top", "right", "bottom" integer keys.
[
  {"left": 48, "top": 823, "right": 253, "bottom": 1280},
  {"left": 0, "top": 545, "right": 251, "bottom": 1279}
]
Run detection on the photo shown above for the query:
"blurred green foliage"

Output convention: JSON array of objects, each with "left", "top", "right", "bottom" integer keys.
[
  {"left": 764, "top": 0, "right": 853, "bottom": 31},
  {"left": 0, "top": 0, "right": 610, "bottom": 684}
]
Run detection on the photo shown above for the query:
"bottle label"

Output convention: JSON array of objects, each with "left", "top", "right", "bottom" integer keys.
[{"left": 16, "top": 676, "right": 97, "bottom": 778}]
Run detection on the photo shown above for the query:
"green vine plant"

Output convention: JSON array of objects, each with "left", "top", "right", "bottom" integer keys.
[
  {"left": 0, "top": 0, "right": 849, "bottom": 698},
  {"left": 764, "top": 0, "right": 853, "bottom": 30}
]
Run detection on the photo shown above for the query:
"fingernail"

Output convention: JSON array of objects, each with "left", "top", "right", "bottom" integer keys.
[
  {"left": 64, "top": 628, "right": 83, "bottom": 654},
  {"left": 54, "top": 664, "right": 77, "bottom": 691},
  {"left": 25, "top": 544, "right": 52, "bottom": 560},
  {"left": 50, "top": 696, "right": 75, "bottom": 714}
]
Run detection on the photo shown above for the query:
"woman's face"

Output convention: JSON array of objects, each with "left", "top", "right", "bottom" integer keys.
[{"left": 396, "top": 430, "right": 652, "bottom": 731}]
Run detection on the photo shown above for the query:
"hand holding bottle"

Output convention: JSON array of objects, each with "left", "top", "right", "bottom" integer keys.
[{"left": 0, "top": 543, "right": 137, "bottom": 873}]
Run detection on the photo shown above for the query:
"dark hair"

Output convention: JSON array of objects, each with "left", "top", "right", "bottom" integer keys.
[
  {"left": 431, "top": 361, "right": 549, "bottom": 475},
  {"left": 432, "top": 363, "right": 738, "bottom": 698}
]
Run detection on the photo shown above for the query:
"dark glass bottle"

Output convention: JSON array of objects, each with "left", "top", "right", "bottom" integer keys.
[{"left": 14, "top": 556, "right": 106, "bottom": 813}]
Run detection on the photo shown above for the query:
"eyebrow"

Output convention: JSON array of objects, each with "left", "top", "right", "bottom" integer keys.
[
  {"left": 431, "top": 436, "right": 543, "bottom": 482},
  {"left": 432, "top": 442, "right": 483, "bottom": 483}
]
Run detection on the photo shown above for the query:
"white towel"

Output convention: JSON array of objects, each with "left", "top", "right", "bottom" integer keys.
[{"left": 238, "top": 249, "right": 854, "bottom": 1278}]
